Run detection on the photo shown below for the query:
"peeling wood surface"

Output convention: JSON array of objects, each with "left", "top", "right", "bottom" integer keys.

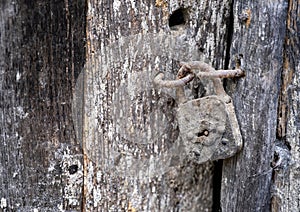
[
  {"left": 80, "top": 0, "right": 232, "bottom": 210},
  {"left": 271, "top": 0, "right": 300, "bottom": 211},
  {"left": 0, "top": 1, "right": 86, "bottom": 210},
  {"left": 221, "top": 1, "right": 288, "bottom": 211}
]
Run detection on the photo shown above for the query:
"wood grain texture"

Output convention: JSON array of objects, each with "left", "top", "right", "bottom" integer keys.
[
  {"left": 271, "top": 0, "right": 300, "bottom": 211},
  {"left": 0, "top": 1, "right": 86, "bottom": 210},
  {"left": 221, "top": 1, "right": 288, "bottom": 211},
  {"left": 3, "top": 0, "right": 299, "bottom": 211},
  {"left": 81, "top": 0, "right": 232, "bottom": 210}
]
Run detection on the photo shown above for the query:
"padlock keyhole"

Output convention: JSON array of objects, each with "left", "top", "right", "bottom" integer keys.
[{"left": 196, "top": 130, "right": 209, "bottom": 137}]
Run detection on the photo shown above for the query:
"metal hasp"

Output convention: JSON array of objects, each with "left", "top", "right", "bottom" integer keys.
[{"left": 154, "top": 59, "right": 245, "bottom": 164}]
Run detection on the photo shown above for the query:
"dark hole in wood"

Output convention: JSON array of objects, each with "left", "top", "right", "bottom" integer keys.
[
  {"left": 199, "top": 47, "right": 205, "bottom": 52},
  {"left": 68, "top": 164, "right": 78, "bottom": 175},
  {"left": 221, "top": 140, "right": 227, "bottom": 145},
  {"left": 271, "top": 151, "right": 279, "bottom": 167},
  {"left": 169, "top": 8, "right": 186, "bottom": 28},
  {"left": 193, "top": 151, "right": 201, "bottom": 157}
]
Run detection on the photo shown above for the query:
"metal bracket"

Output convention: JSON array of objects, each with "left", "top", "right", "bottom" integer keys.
[{"left": 154, "top": 59, "right": 245, "bottom": 164}]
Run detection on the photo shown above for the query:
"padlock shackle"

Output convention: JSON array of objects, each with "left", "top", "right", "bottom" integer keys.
[{"left": 153, "top": 73, "right": 194, "bottom": 88}]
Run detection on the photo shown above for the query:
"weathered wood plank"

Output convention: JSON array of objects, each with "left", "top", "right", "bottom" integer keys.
[
  {"left": 81, "top": 0, "right": 232, "bottom": 210},
  {"left": 271, "top": 0, "right": 300, "bottom": 211},
  {"left": 221, "top": 1, "right": 288, "bottom": 211},
  {"left": 4, "top": 0, "right": 298, "bottom": 211},
  {"left": 0, "top": 1, "right": 86, "bottom": 210}
]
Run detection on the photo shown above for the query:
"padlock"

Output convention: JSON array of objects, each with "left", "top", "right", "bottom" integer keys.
[
  {"left": 154, "top": 61, "right": 244, "bottom": 164},
  {"left": 177, "top": 93, "right": 243, "bottom": 164}
]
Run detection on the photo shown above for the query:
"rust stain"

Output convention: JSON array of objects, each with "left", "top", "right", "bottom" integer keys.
[
  {"left": 277, "top": 51, "right": 294, "bottom": 139},
  {"left": 155, "top": 0, "right": 169, "bottom": 23},
  {"left": 106, "top": 71, "right": 111, "bottom": 80},
  {"left": 155, "top": 0, "right": 168, "bottom": 8},
  {"left": 276, "top": 0, "right": 296, "bottom": 140},
  {"left": 245, "top": 9, "right": 251, "bottom": 28},
  {"left": 286, "top": 0, "right": 292, "bottom": 30},
  {"left": 127, "top": 202, "right": 137, "bottom": 212}
]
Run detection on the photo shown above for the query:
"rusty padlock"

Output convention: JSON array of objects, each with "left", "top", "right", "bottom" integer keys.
[{"left": 154, "top": 61, "right": 244, "bottom": 164}]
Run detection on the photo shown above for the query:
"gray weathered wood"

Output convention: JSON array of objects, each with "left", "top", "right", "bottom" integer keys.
[
  {"left": 221, "top": 1, "right": 288, "bottom": 211},
  {"left": 80, "top": 0, "right": 232, "bottom": 210},
  {"left": 2, "top": 0, "right": 300, "bottom": 211},
  {"left": 271, "top": 0, "right": 300, "bottom": 211},
  {"left": 0, "top": 1, "right": 86, "bottom": 210}
]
